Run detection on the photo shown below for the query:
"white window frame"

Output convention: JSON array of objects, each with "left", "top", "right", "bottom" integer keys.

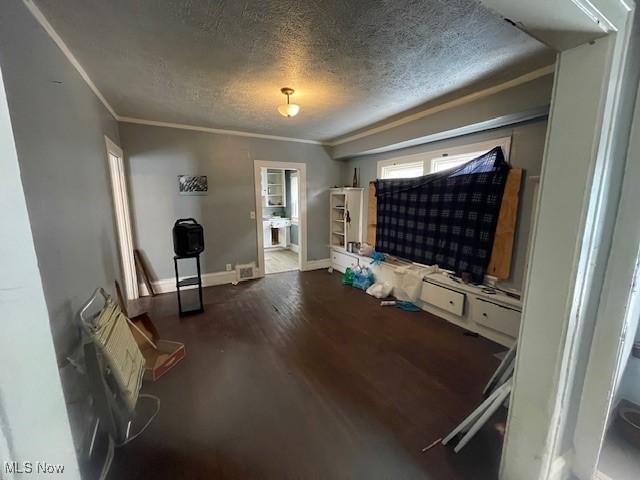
[
  {"left": 378, "top": 159, "right": 425, "bottom": 179},
  {"left": 376, "top": 137, "right": 512, "bottom": 179}
]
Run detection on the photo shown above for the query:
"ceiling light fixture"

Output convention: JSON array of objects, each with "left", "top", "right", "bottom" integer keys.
[{"left": 277, "top": 87, "right": 300, "bottom": 118}]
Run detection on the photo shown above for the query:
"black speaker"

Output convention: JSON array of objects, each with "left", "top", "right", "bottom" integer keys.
[{"left": 172, "top": 218, "right": 204, "bottom": 257}]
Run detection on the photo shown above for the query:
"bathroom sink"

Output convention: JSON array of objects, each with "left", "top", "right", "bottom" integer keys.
[{"left": 264, "top": 218, "right": 291, "bottom": 228}]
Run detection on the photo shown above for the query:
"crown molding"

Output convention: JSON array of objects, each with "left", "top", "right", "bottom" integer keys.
[
  {"left": 118, "top": 117, "right": 328, "bottom": 145},
  {"left": 23, "top": 0, "right": 328, "bottom": 146},
  {"left": 337, "top": 105, "right": 549, "bottom": 159},
  {"left": 22, "top": 0, "right": 118, "bottom": 119},
  {"left": 24, "top": 0, "right": 554, "bottom": 150},
  {"left": 121, "top": 67, "right": 554, "bottom": 148},
  {"left": 327, "top": 64, "right": 556, "bottom": 147}
]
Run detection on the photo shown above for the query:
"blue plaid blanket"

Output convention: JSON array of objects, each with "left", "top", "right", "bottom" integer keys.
[{"left": 375, "top": 147, "right": 509, "bottom": 283}]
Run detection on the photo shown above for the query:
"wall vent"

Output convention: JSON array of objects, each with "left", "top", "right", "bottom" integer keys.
[{"left": 236, "top": 262, "right": 257, "bottom": 282}]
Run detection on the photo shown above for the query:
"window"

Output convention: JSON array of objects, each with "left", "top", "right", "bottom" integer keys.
[
  {"left": 430, "top": 150, "right": 489, "bottom": 173},
  {"left": 290, "top": 172, "right": 299, "bottom": 221},
  {"left": 377, "top": 137, "right": 511, "bottom": 179},
  {"left": 380, "top": 160, "right": 424, "bottom": 179}
]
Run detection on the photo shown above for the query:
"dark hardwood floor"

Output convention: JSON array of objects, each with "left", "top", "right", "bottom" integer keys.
[{"left": 104, "top": 270, "right": 506, "bottom": 480}]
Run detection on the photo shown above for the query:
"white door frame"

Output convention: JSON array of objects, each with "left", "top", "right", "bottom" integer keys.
[
  {"left": 481, "top": 1, "right": 637, "bottom": 479},
  {"left": 105, "top": 136, "right": 138, "bottom": 300},
  {"left": 573, "top": 53, "right": 640, "bottom": 479},
  {"left": 253, "top": 161, "right": 307, "bottom": 277}
]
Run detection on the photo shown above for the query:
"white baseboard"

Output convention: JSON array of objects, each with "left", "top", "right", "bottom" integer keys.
[
  {"left": 302, "top": 258, "right": 330, "bottom": 271},
  {"left": 139, "top": 270, "right": 236, "bottom": 296},
  {"left": 139, "top": 258, "right": 328, "bottom": 295},
  {"left": 289, "top": 243, "right": 300, "bottom": 253}
]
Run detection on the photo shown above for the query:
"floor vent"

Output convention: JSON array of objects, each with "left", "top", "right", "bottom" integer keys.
[{"left": 235, "top": 262, "right": 257, "bottom": 282}]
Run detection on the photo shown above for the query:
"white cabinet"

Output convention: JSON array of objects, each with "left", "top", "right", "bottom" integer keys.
[
  {"left": 263, "top": 169, "right": 286, "bottom": 207},
  {"left": 263, "top": 218, "right": 291, "bottom": 249},
  {"left": 421, "top": 282, "right": 466, "bottom": 317},
  {"left": 331, "top": 249, "right": 359, "bottom": 273},
  {"left": 330, "top": 187, "right": 364, "bottom": 250},
  {"left": 419, "top": 274, "right": 522, "bottom": 347},
  {"left": 330, "top": 247, "right": 378, "bottom": 272},
  {"left": 328, "top": 246, "right": 522, "bottom": 347},
  {"left": 470, "top": 297, "right": 521, "bottom": 338},
  {"left": 263, "top": 223, "right": 272, "bottom": 248}
]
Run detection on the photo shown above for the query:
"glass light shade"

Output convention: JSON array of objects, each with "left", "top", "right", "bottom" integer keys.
[{"left": 277, "top": 103, "right": 300, "bottom": 117}]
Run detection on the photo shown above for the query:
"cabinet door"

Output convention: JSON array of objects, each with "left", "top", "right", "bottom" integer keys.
[
  {"left": 281, "top": 171, "right": 287, "bottom": 207},
  {"left": 331, "top": 250, "right": 358, "bottom": 273},
  {"left": 263, "top": 225, "right": 272, "bottom": 247},
  {"left": 345, "top": 190, "right": 363, "bottom": 243},
  {"left": 261, "top": 169, "right": 268, "bottom": 197}
]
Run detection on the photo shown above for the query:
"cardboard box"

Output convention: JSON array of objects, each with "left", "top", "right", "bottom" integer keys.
[
  {"left": 127, "top": 313, "right": 185, "bottom": 382},
  {"left": 141, "top": 339, "right": 185, "bottom": 382}
]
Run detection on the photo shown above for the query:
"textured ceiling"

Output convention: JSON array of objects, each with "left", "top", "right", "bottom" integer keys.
[{"left": 34, "top": 0, "right": 554, "bottom": 141}]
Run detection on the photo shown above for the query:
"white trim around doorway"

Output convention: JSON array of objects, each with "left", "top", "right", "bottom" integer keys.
[
  {"left": 105, "top": 135, "right": 138, "bottom": 300},
  {"left": 253, "top": 161, "right": 308, "bottom": 277}
]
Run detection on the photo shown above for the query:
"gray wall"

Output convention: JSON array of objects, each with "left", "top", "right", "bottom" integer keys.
[
  {"left": 0, "top": 52, "right": 80, "bottom": 478},
  {"left": 290, "top": 224, "right": 300, "bottom": 246},
  {"left": 120, "top": 123, "right": 340, "bottom": 280},
  {"left": 0, "top": 0, "right": 122, "bottom": 451},
  {"left": 343, "top": 118, "right": 548, "bottom": 291}
]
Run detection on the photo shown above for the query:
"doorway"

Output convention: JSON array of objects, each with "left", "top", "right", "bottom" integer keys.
[
  {"left": 261, "top": 167, "right": 300, "bottom": 274},
  {"left": 105, "top": 136, "right": 138, "bottom": 300},
  {"left": 254, "top": 161, "right": 307, "bottom": 276}
]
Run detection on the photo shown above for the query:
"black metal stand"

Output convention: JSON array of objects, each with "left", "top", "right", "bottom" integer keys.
[{"left": 173, "top": 254, "right": 204, "bottom": 317}]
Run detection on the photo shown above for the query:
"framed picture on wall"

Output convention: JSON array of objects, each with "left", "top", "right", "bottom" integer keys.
[{"left": 178, "top": 175, "right": 208, "bottom": 195}]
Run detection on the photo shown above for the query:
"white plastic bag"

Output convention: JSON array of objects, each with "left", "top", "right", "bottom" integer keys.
[
  {"left": 366, "top": 281, "right": 393, "bottom": 299},
  {"left": 393, "top": 266, "right": 425, "bottom": 302}
]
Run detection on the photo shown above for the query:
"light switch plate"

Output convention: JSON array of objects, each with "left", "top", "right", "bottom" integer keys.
[{"left": 250, "top": 211, "right": 256, "bottom": 219}]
